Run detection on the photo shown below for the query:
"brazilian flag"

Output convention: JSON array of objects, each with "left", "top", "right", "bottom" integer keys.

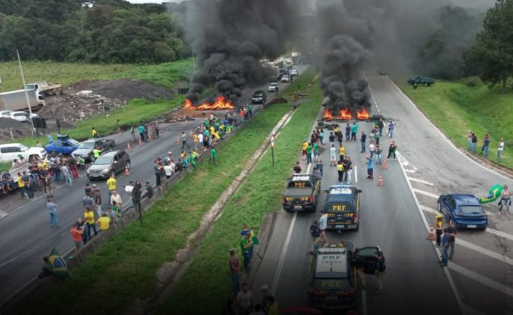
[
  {"left": 479, "top": 184, "right": 504, "bottom": 204},
  {"left": 45, "top": 248, "right": 71, "bottom": 279}
]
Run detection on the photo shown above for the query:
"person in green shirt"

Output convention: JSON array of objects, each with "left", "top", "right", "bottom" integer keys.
[
  {"left": 313, "top": 142, "right": 319, "bottom": 157},
  {"left": 240, "top": 232, "right": 254, "bottom": 273},
  {"left": 306, "top": 143, "right": 312, "bottom": 164},
  {"left": 92, "top": 146, "right": 102, "bottom": 161},
  {"left": 210, "top": 148, "right": 218, "bottom": 166}
]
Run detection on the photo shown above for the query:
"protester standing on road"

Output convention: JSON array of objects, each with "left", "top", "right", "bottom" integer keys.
[
  {"left": 82, "top": 192, "right": 94, "bottom": 210},
  {"left": 351, "top": 122, "right": 358, "bottom": 141},
  {"left": 499, "top": 184, "right": 511, "bottom": 215},
  {"left": 482, "top": 134, "right": 490, "bottom": 157},
  {"left": 387, "top": 141, "right": 397, "bottom": 160},
  {"left": 106, "top": 173, "right": 117, "bottom": 200},
  {"left": 329, "top": 144, "right": 337, "bottom": 167},
  {"left": 318, "top": 211, "right": 328, "bottom": 245},
  {"left": 93, "top": 185, "right": 102, "bottom": 219},
  {"left": 440, "top": 228, "right": 450, "bottom": 267},
  {"left": 92, "top": 146, "right": 102, "bottom": 162},
  {"left": 360, "top": 131, "right": 367, "bottom": 153},
  {"left": 435, "top": 213, "right": 443, "bottom": 247},
  {"left": 375, "top": 145, "right": 383, "bottom": 165},
  {"left": 344, "top": 156, "right": 352, "bottom": 184},
  {"left": 448, "top": 221, "right": 457, "bottom": 260},
  {"left": 339, "top": 144, "right": 345, "bottom": 163},
  {"left": 70, "top": 224, "right": 83, "bottom": 253},
  {"left": 345, "top": 123, "right": 351, "bottom": 141},
  {"left": 110, "top": 190, "right": 122, "bottom": 209},
  {"left": 41, "top": 169, "right": 54, "bottom": 197},
  {"left": 302, "top": 139, "right": 308, "bottom": 161},
  {"left": 61, "top": 164, "right": 73, "bottom": 187},
  {"left": 47, "top": 197, "right": 59, "bottom": 228},
  {"left": 154, "top": 159, "right": 162, "bottom": 186},
  {"left": 84, "top": 207, "right": 98, "bottom": 239},
  {"left": 315, "top": 156, "right": 323, "bottom": 177},
  {"left": 353, "top": 248, "right": 366, "bottom": 290},
  {"left": 229, "top": 249, "right": 241, "bottom": 295},
  {"left": 22, "top": 171, "right": 34, "bottom": 199},
  {"left": 369, "top": 140, "right": 375, "bottom": 159},
  {"left": 375, "top": 251, "right": 386, "bottom": 293},
  {"left": 181, "top": 131, "right": 190, "bottom": 149},
  {"left": 17, "top": 172, "right": 25, "bottom": 199},
  {"left": 387, "top": 120, "right": 395, "bottom": 138},
  {"left": 138, "top": 124, "right": 145, "bottom": 142},
  {"left": 306, "top": 143, "right": 312, "bottom": 165},
  {"left": 498, "top": 138, "right": 505, "bottom": 163},
  {"left": 366, "top": 156, "right": 374, "bottom": 179},
  {"left": 337, "top": 161, "right": 344, "bottom": 183}
]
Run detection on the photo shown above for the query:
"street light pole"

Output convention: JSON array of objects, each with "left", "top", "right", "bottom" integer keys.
[{"left": 17, "top": 49, "right": 35, "bottom": 137}]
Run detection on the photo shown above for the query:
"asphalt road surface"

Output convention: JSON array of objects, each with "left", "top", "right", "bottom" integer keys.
[
  {"left": 252, "top": 74, "right": 513, "bottom": 315},
  {"left": 0, "top": 65, "right": 307, "bottom": 307}
]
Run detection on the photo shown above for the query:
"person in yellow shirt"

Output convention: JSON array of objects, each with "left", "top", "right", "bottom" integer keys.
[
  {"left": 337, "top": 161, "right": 344, "bottom": 183},
  {"left": 267, "top": 296, "right": 279, "bottom": 315},
  {"left": 193, "top": 133, "right": 199, "bottom": 150},
  {"left": 84, "top": 208, "right": 98, "bottom": 238},
  {"left": 106, "top": 173, "right": 117, "bottom": 200},
  {"left": 339, "top": 145, "right": 346, "bottom": 163},
  {"left": 302, "top": 140, "right": 308, "bottom": 160},
  {"left": 17, "top": 172, "right": 25, "bottom": 198},
  {"left": 96, "top": 213, "right": 111, "bottom": 231},
  {"left": 92, "top": 127, "right": 98, "bottom": 138}
]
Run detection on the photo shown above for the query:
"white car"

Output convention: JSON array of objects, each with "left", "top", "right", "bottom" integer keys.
[
  {"left": 268, "top": 83, "right": 279, "bottom": 92},
  {"left": 0, "top": 110, "right": 13, "bottom": 118},
  {"left": 0, "top": 143, "right": 46, "bottom": 162},
  {"left": 281, "top": 75, "right": 290, "bottom": 83},
  {"left": 290, "top": 69, "right": 299, "bottom": 77},
  {"left": 9, "top": 111, "right": 38, "bottom": 123}
]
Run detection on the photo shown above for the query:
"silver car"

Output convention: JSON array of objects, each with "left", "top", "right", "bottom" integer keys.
[{"left": 86, "top": 150, "right": 130, "bottom": 180}]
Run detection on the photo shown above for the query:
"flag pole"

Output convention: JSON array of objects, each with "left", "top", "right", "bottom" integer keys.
[{"left": 17, "top": 49, "right": 35, "bottom": 136}]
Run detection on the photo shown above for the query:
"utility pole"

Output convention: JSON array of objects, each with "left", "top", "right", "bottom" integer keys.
[{"left": 17, "top": 49, "right": 35, "bottom": 137}]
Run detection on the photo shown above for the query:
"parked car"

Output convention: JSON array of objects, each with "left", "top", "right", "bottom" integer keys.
[
  {"left": 44, "top": 134, "right": 79, "bottom": 155},
  {"left": 407, "top": 76, "right": 435, "bottom": 87},
  {"left": 0, "top": 143, "right": 46, "bottom": 162},
  {"left": 73, "top": 138, "right": 116, "bottom": 162},
  {"left": 251, "top": 90, "right": 267, "bottom": 105},
  {"left": 290, "top": 69, "right": 299, "bottom": 77},
  {"left": 438, "top": 194, "right": 488, "bottom": 230},
  {"left": 268, "top": 83, "right": 279, "bottom": 93},
  {"left": 9, "top": 111, "right": 38, "bottom": 123},
  {"left": 0, "top": 110, "right": 13, "bottom": 118},
  {"left": 281, "top": 75, "right": 290, "bottom": 83},
  {"left": 87, "top": 149, "right": 130, "bottom": 180}
]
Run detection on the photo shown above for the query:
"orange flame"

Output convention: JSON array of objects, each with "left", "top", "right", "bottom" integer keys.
[
  {"left": 184, "top": 96, "right": 235, "bottom": 111},
  {"left": 323, "top": 108, "right": 333, "bottom": 120},
  {"left": 356, "top": 108, "right": 370, "bottom": 120},
  {"left": 339, "top": 109, "right": 352, "bottom": 120}
]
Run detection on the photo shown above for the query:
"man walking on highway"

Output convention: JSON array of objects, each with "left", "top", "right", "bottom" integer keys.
[
  {"left": 351, "top": 122, "right": 358, "bottom": 141},
  {"left": 360, "top": 131, "right": 367, "bottom": 153},
  {"left": 318, "top": 211, "right": 328, "bottom": 245},
  {"left": 448, "top": 221, "right": 457, "bottom": 260},
  {"left": 47, "top": 197, "right": 59, "bottom": 228},
  {"left": 181, "top": 131, "right": 190, "bottom": 149}
]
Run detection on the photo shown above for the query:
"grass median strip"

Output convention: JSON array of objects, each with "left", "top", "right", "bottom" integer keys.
[
  {"left": 20, "top": 71, "right": 314, "bottom": 315},
  {"left": 396, "top": 78, "right": 513, "bottom": 168},
  {"left": 158, "top": 72, "right": 322, "bottom": 315}
]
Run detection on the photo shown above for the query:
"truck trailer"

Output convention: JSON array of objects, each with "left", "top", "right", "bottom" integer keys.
[
  {"left": 25, "top": 81, "right": 62, "bottom": 96},
  {"left": 0, "top": 90, "right": 45, "bottom": 112}
]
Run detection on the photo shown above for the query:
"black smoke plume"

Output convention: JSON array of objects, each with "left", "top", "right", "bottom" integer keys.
[
  {"left": 316, "top": 0, "right": 374, "bottom": 114},
  {"left": 186, "top": 0, "right": 299, "bottom": 104}
]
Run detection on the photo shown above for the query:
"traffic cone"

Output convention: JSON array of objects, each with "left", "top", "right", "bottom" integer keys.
[
  {"left": 138, "top": 138, "right": 143, "bottom": 146},
  {"left": 382, "top": 159, "right": 387, "bottom": 170},
  {"left": 127, "top": 142, "right": 132, "bottom": 151},
  {"left": 428, "top": 225, "right": 436, "bottom": 241},
  {"left": 377, "top": 175, "right": 384, "bottom": 186},
  {"left": 176, "top": 136, "right": 181, "bottom": 144},
  {"left": 124, "top": 165, "right": 130, "bottom": 176}
]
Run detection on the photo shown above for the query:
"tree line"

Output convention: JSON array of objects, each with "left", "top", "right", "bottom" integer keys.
[{"left": 0, "top": 0, "right": 190, "bottom": 64}]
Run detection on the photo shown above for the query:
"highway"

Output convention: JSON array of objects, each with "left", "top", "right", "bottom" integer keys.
[
  {"left": 252, "top": 74, "right": 513, "bottom": 315},
  {"left": 0, "top": 65, "right": 307, "bottom": 307}
]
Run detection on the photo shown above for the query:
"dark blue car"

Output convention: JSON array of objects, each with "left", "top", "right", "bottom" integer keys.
[
  {"left": 45, "top": 134, "right": 79, "bottom": 155},
  {"left": 438, "top": 194, "right": 488, "bottom": 230}
]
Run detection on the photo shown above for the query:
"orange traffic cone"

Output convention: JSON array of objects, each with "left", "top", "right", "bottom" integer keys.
[
  {"left": 382, "top": 159, "right": 387, "bottom": 170},
  {"left": 127, "top": 142, "right": 132, "bottom": 151},
  {"left": 377, "top": 175, "right": 384, "bottom": 186},
  {"left": 428, "top": 225, "right": 436, "bottom": 241},
  {"left": 124, "top": 165, "right": 130, "bottom": 176},
  {"left": 138, "top": 138, "right": 143, "bottom": 146}
]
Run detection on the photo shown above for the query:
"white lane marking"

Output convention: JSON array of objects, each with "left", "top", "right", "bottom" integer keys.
[
  {"left": 413, "top": 188, "right": 439, "bottom": 199},
  {"left": 395, "top": 152, "right": 469, "bottom": 315},
  {"left": 364, "top": 72, "right": 380, "bottom": 115},
  {"left": 404, "top": 169, "right": 416, "bottom": 173},
  {"left": 388, "top": 77, "right": 513, "bottom": 183},
  {"left": 354, "top": 166, "right": 358, "bottom": 183},
  {"left": 457, "top": 238, "right": 513, "bottom": 267},
  {"left": 420, "top": 205, "right": 513, "bottom": 242},
  {"left": 449, "top": 263, "right": 513, "bottom": 299},
  {"left": 407, "top": 177, "right": 434, "bottom": 186},
  {"left": 271, "top": 211, "right": 297, "bottom": 293}
]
